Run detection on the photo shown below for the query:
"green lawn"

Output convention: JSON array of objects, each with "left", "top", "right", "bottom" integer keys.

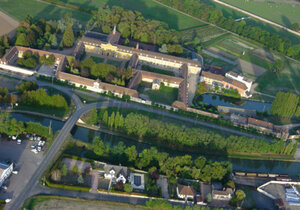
[
  {"left": 76, "top": 92, "right": 103, "bottom": 104},
  {"left": 106, "top": 59, "right": 122, "bottom": 67},
  {"left": 221, "top": 0, "right": 300, "bottom": 28},
  {"left": 141, "top": 65, "right": 174, "bottom": 76},
  {"left": 144, "top": 85, "right": 178, "bottom": 105},
  {"left": 61, "top": 0, "right": 206, "bottom": 30},
  {"left": 240, "top": 53, "right": 272, "bottom": 70},
  {"left": 0, "top": 0, "right": 91, "bottom": 22},
  {"left": 90, "top": 56, "right": 104, "bottom": 63},
  {"left": 255, "top": 58, "right": 300, "bottom": 95}
]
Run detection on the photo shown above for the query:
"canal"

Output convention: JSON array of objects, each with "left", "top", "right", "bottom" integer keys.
[
  {"left": 11, "top": 113, "right": 300, "bottom": 176},
  {"left": 195, "top": 94, "right": 272, "bottom": 113}
]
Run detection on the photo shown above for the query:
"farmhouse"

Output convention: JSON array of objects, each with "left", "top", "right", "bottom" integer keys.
[
  {"left": 176, "top": 184, "right": 195, "bottom": 200},
  {"left": 200, "top": 71, "right": 251, "bottom": 98},
  {"left": 103, "top": 164, "right": 129, "bottom": 184},
  {"left": 0, "top": 162, "right": 13, "bottom": 187}
]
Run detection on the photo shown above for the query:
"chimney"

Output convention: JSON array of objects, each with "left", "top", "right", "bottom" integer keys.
[
  {"left": 136, "top": 42, "right": 139, "bottom": 50},
  {"left": 113, "top": 25, "right": 116, "bottom": 35}
]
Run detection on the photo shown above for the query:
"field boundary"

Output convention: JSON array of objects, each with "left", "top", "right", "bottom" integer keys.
[{"left": 214, "top": 0, "right": 300, "bottom": 37}]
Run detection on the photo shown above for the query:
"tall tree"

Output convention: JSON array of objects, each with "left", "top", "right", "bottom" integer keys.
[{"left": 62, "top": 24, "right": 75, "bottom": 48}]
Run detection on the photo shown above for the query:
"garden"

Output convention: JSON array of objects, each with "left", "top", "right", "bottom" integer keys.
[{"left": 141, "top": 65, "right": 174, "bottom": 76}]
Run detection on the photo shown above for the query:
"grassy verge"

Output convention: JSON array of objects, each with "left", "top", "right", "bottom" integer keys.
[
  {"left": 14, "top": 105, "right": 67, "bottom": 118},
  {"left": 144, "top": 85, "right": 178, "bottom": 105},
  {"left": 76, "top": 92, "right": 104, "bottom": 104},
  {"left": 22, "top": 195, "right": 147, "bottom": 210},
  {"left": 141, "top": 65, "right": 174, "bottom": 76}
]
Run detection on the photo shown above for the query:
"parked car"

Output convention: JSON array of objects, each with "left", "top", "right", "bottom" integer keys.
[
  {"left": 5, "top": 198, "right": 12, "bottom": 203},
  {"left": 31, "top": 142, "right": 37, "bottom": 148},
  {"left": 31, "top": 149, "right": 38, "bottom": 154},
  {"left": 17, "top": 139, "right": 22, "bottom": 144},
  {"left": 1, "top": 185, "right": 7, "bottom": 190},
  {"left": 12, "top": 136, "right": 17, "bottom": 140}
]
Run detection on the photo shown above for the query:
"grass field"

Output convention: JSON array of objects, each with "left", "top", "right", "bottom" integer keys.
[
  {"left": 0, "top": 0, "right": 91, "bottom": 23},
  {"left": 144, "top": 85, "right": 178, "bottom": 105},
  {"left": 23, "top": 195, "right": 146, "bottom": 210},
  {"left": 90, "top": 56, "right": 104, "bottom": 63},
  {"left": 60, "top": 0, "right": 206, "bottom": 30},
  {"left": 221, "top": 0, "right": 300, "bottom": 28}
]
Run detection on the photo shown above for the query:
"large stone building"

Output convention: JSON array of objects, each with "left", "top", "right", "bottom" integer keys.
[{"left": 74, "top": 29, "right": 201, "bottom": 74}]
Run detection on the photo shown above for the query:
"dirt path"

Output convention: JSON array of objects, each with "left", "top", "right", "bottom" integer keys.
[
  {"left": 0, "top": 10, "right": 19, "bottom": 37},
  {"left": 213, "top": 0, "right": 300, "bottom": 37}
]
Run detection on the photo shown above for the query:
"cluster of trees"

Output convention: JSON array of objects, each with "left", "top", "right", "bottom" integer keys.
[
  {"left": 39, "top": 55, "right": 55, "bottom": 65},
  {"left": 92, "top": 136, "right": 231, "bottom": 183},
  {"left": 15, "top": 14, "right": 79, "bottom": 50},
  {"left": 17, "top": 81, "right": 38, "bottom": 94},
  {"left": 0, "top": 112, "right": 53, "bottom": 138},
  {"left": 0, "top": 88, "right": 17, "bottom": 106},
  {"left": 156, "top": 0, "right": 300, "bottom": 61},
  {"left": 68, "top": 57, "right": 132, "bottom": 86},
  {"left": 20, "top": 88, "right": 68, "bottom": 112},
  {"left": 158, "top": 43, "right": 183, "bottom": 55},
  {"left": 17, "top": 51, "right": 38, "bottom": 69},
  {"left": 0, "top": 35, "right": 11, "bottom": 58},
  {"left": 91, "top": 6, "right": 179, "bottom": 47},
  {"left": 90, "top": 110, "right": 297, "bottom": 156},
  {"left": 271, "top": 91, "right": 300, "bottom": 119}
]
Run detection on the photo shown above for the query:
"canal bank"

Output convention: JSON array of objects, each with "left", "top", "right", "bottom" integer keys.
[{"left": 10, "top": 113, "right": 300, "bottom": 176}]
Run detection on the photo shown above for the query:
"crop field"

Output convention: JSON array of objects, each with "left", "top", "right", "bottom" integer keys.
[
  {"left": 180, "top": 25, "right": 226, "bottom": 45},
  {"left": 221, "top": 0, "right": 300, "bottom": 28},
  {"left": 0, "top": 0, "right": 91, "bottom": 23},
  {"left": 60, "top": 0, "right": 205, "bottom": 30}
]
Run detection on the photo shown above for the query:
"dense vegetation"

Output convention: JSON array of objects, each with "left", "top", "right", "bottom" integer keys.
[
  {"left": 0, "top": 112, "right": 53, "bottom": 138},
  {"left": 20, "top": 88, "right": 68, "bottom": 113},
  {"left": 0, "top": 88, "right": 18, "bottom": 106},
  {"left": 271, "top": 91, "right": 300, "bottom": 119},
  {"left": 90, "top": 136, "right": 231, "bottom": 183},
  {"left": 87, "top": 109, "right": 297, "bottom": 156},
  {"left": 0, "top": 35, "right": 11, "bottom": 58},
  {"left": 15, "top": 14, "right": 81, "bottom": 50},
  {"left": 156, "top": 0, "right": 300, "bottom": 61},
  {"left": 89, "top": 6, "right": 180, "bottom": 49},
  {"left": 17, "top": 51, "right": 38, "bottom": 69},
  {"left": 68, "top": 57, "right": 132, "bottom": 86}
]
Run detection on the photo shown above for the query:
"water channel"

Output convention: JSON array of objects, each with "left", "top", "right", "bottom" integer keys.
[
  {"left": 197, "top": 94, "right": 272, "bottom": 113},
  {"left": 11, "top": 113, "right": 300, "bottom": 176}
]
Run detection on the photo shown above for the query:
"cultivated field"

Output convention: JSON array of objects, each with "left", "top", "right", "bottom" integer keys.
[
  {"left": 59, "top": 0, "right": 206, "bottom": 30},
  {"left": 0, "top": 0, "right": 91, "bottom": 23},
  {"left": 0, "top": 10, "right": 18, "bottom": 36},
  {"left": 220, "top": 0, "right": 300, "bottom": 28}
]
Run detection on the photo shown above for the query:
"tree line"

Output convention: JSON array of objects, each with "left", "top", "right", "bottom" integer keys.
[
  {"left": 271, "top": 91, "right": 300, "bottom": 119},
  {"left": 67, "top": 57, "right": 132, "bottom": 86},
  {"left": 0, "top": 112, "right": 53, "bottom": 138},
  {"left": 156, "top": 0, "right": 300, "bottom": 61},
  {"left": 92, "top": 136, "right": 231, "bottom": 183},
  {"left": 87, "top": 109, "right": 297, "bottom": 156},
  {"left": 0, "top": 35, "right": 11, "bottom": 58}
]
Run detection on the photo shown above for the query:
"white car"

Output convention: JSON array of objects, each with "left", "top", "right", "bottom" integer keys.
[
  {"left": 5, "top": 199, "right": 12, "bottom": 203},
  {"left": 17, "top": 139, "right": 22, "bottom": 144},
  {"left": 31, "top": 149, "right": 38, "bottom": 154},
  {"left": 37, "top": 146, "right": 42, "bottom": 152},
  {"left": 1, "top": 185, "right": 7, "bottom": 190},
  {"left": 12, "top": 170, "right": 18, "bottom": 175},
  {"left": 12, "top": 136, "right": 17, "bottom": 140}
]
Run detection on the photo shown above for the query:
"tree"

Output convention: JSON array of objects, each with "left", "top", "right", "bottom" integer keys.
[
  {"left": 271, "top": 91, "right": 299, "bottom": 119},
  {"left": 93, "top": 136, "right": 106, "bottom": 156},
  {"left": 205, "top": 193, "right": 212, "bottom": 203},
  {"left": 291, "top": 23, "right": 300, "bottom": 31},
  {"left": 226, "top": 180, "right": 235, "bottom": 189},
  {"left": 51, "top": 169, "right": 62, "bottom": 181},
  {"left": 62, "top": 24, "right": 75, "bottom": 47},
  {"left": 15, "top": 33, "right": 29, "bottom": 47},
  {"left": 102, "top": 110, "right": 108, "bottom": 125},
  {"left": 61, "top": 163, "right": 67, "bottom": 176},
  {"left": 125, "top": 145, "right": 137, "bottom": 162},
  {"left": 124, "top": 183, "right": 133, "bottom": 193},
  {"left": 77, "top": 174, "right": 84, "bottom": 184},
  {"left": 271, "top": 59, "right": 284, "bottom": 73},
  {"left": 50, "top": 34, "right": 58, "bottom": 48},
  {"left": 72, "top": 165, "right": 78, "bottom": 174},
  {"left": 159, "top": 44, "right": 168, "bottom": 53},
  {"left": 194, "top": 156, "right": 206, "bottom": 169},
  {"left": 88, "top": 108, "right": 97, "bottom": 125},
  {"left": 108, "top": 112, "right": 115, "bottom": 128},
  {"left": 231, "top": 190, "right": 246, "bottom": 207}
]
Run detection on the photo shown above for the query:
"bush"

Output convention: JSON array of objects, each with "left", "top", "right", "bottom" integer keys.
[{"left": 124, "top": 183, "right": 133, "bottom": 193}]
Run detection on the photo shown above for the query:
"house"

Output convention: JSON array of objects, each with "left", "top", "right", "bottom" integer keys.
[
  {"left": 177, "top": 184, "right": 195, "bottom": 200},
  {"left": 247, "top": 117, "right": 274, "bottom": 134},
  {"left": 0, "top": 162, "right": 13, "bottom": 187},
  {"left": 103, "top": 164, "right": 129, "bottom": 184},
  {"left": 212, "top": 182, "right": 233, "bottom": 200},
  {"left": 225, "top": 71, "right": 253, "bottom": 92},
  {"left": 195, "top": 195, "right": 205, "bottom": 205},
  {"left": 152, "top": 79, "right": 161, "bottom": 90},
  {"left": 129, "top": 173, "right": 145, "bottom": 190}
]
